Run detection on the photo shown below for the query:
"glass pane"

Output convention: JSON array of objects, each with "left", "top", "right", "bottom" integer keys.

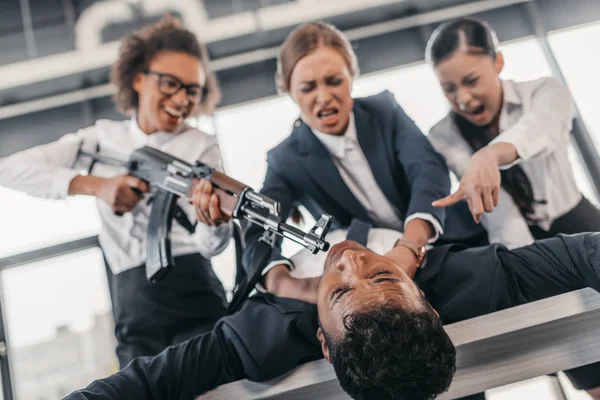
[
  {"left": 498, "top": 38, "right": 553, "bottom": 80},
  {"left": 2, "top": 247, "right": 116, "bottom": 399},
  {"left": 0, "top": 187, "right": 101, "bottom": 258},
  {"left": 548, "top": 22, "right": 600, "bottom": 203},
  {"left": 351, "top": 63, "right": 450, "bottom": 134},
  {"left": 214, "top": 96, "right": 299, "bottom": 191},
  {"left": 549, "top": 23, "right": 600, "bottom": 150}
]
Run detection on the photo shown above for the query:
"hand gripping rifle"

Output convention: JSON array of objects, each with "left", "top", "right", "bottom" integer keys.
[{"left": 81, "top": 146, "right": 333, "bottom": 284}]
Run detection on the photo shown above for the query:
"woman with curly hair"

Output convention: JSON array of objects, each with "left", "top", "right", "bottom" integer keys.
[{"left": 0, "top": 16, "right": 231, "bottom": 367}]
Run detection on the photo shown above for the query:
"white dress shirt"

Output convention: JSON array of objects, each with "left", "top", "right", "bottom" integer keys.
[
  {"left": 429, "top": 77, "right": 580, "bottom": 249},
  {"left": 311, "top": 112, "right": 443, "bottom": 241},
  {"left": 0, "top": 118, "right": 232, "bottom": 274}
]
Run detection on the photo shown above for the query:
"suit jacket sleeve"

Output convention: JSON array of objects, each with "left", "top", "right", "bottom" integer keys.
[
  {"left": 66, "top": 295, "right": 321, "bottom": 400},
  {"left": 65, "top": 321, "right": 246, "bottom": 400},
  {"left": 242, "top": 150, "right": 298, "bottom": 276},
  {"left": 388, "top": 93, "right": 450, "bottom": 230},
  {"left": 418, "top": 233, "right": 600, "bottom": 325},
  {"left": 496, "top": 233, "right": 600, "bottom": 304}
]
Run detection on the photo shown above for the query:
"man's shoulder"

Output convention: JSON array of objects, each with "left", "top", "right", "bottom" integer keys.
[{"left": 224, "top": 294, "right": 318, "bottom": 335}]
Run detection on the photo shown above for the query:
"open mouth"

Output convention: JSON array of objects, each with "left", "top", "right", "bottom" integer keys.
[
  {"left": 163, "top": 105, "right": 186, "bottom": 124},
  {"left": 463, "top": 104, "right": 486, "bottom": 116},
  {"left": 316, "top": 107, "right": 340, "bottom": 126}
]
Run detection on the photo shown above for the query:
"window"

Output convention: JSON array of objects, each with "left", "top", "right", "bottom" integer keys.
[
  {"left": 0, "top": 187, "right": 101, "bottom": 259},
  {"left": 549, "top": 22, "right": 600, "bottom": 150},
  {"left": 2, "top": 248, "right": 116, "bottom": 399},
  {"left": 548, "top": 22, "right": 600, "bottom": 204}
]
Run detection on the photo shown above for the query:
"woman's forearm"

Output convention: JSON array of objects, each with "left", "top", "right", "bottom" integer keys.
[
  {"left": 485, "top": 142, "right": 519, "bottom": 167},
  {"left": 68, "top": 174, "right": 103, "bottom": 196},
  {"left": 403, "top": 218, "right": 433, "bottom": 247}
]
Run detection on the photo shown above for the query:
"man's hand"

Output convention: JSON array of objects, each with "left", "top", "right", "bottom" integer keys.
[
  {"left": 433, "top": 147, "right": 501, "bottom": 223},
  {"left": 384, "top": 245, "right": 419, "bottom": 279},
  {"left": 192, "top": 179, "right": 232, "bottom": 227},
  {"left": 264, "top": 264, "right": 320, "bottom": 304},
  {"left": 95, "top": 174, "right": 149, "bottom": 216}
]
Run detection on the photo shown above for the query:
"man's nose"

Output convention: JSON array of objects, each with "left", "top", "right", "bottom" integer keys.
[{"left": 336, "top": 249, "right": 362, "bottom": 274}]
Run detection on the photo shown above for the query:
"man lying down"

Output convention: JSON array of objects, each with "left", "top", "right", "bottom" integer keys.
[{"left": 67, "top": 224, "right": 600, "bottom": 400}]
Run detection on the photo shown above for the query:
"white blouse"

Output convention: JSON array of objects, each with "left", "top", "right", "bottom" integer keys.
[
  {"left": 0, "top": 119, "right": 232, "bottom": 274},
  {"left": 429, "top": 77, "right": 580, "bottom": 249}
]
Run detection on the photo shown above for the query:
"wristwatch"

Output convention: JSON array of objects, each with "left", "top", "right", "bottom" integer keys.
[{"left": 393, "top": 239, "right": 427, "bottom": 269}]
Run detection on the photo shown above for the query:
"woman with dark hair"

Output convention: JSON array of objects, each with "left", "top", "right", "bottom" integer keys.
[
  {"left": 0, "top": 16, "right": 231, "bottom": 367},
  {"left": 427, "top": 17, "right": 600, "bottom": 249},
  {"left": 197, "top": 21, "right": 484, "bottom": 304},
  {"left": 426, "top": 17, "right": 600, "bottom": 399}
]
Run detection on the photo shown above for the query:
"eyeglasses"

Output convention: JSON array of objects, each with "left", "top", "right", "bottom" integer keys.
[{"left": 145, "top": 71, "right": 208, "bottom": 104}]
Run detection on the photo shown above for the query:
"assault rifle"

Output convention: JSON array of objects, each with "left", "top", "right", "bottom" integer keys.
[{"left": 81, "top": 146, "right": 332, "bottom": 282}]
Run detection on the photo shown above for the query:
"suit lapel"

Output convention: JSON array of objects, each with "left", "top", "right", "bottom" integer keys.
[
  {"left": 354, "top": 105, "right": 404, "bottom": 211},
  {"left": 295, "top": 122, "right": 369, "bottom": 221}
]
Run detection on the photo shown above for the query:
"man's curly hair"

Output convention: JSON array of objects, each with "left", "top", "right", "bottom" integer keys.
[
  {"left": 110, "top": 15, "right": 221, "bottom": 116},
  {"left": 323, "top": 304, "right": 456, "bottom": 400}
]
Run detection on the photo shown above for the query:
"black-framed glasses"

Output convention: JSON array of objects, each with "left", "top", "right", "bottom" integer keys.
[{"left": 145, "top": 71, "right": 208, "bottom": 104}]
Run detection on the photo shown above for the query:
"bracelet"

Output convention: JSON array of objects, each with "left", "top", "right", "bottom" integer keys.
[{"left": 393, "top": 239, "right": 427, "bottom": 269}]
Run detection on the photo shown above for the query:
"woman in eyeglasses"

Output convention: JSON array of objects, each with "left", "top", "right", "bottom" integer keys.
[{"left": 0, "top": 16, "right": 231, "bottom": 367}]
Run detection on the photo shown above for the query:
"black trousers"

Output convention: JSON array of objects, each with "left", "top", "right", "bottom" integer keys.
[
  {"left": 530, "top": 196, "right": 600, "bottom": 239},
  {"left": 107, "top": 252, "right": 228, "bottom": 368}
]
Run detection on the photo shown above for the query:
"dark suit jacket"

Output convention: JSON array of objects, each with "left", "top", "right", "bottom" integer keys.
[
  {"left": 67, "top": 233, "right": 600, "bottom": 399},
  {"left": 243, "top": 91, "right": 485, "bottom": 276}
]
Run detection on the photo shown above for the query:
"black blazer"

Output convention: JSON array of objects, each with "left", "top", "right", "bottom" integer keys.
[
  {"left": 67, "top": 233, "right": 600, "bottom": 399},
  {"left": 243, "top": 90, "right": 483, "bottom": 274}
]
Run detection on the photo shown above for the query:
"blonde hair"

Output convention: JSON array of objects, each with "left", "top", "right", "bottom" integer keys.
[{"left": 275, "top": 21, "right": 359, "bottom": 93}]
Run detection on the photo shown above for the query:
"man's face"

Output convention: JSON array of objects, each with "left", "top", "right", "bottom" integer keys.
[{"left": 316, "top": 241, "right": 432, "bottom": 360}]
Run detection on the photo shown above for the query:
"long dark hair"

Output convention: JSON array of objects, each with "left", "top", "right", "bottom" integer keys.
[
  {"left": 427, "top": 18, "right": 545, "bottom": 223},
  {"left": 426, "top": 17, "right": 498, "bottom": 66}
]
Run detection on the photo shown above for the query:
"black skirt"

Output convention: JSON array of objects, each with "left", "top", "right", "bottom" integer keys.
[{"left": 106, "top": 252, "right": 228, "bottom": 368}]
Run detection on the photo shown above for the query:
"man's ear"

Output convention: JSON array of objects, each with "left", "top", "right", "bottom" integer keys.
[
  {"left": 316, "top": 327, "right": 331, "bottom": 363},
  {"left": 494, "top": 52, "right": 505, "bottom": 75},
  {"left": 132, "top": 72, "right": 145, "bottom": 94}
]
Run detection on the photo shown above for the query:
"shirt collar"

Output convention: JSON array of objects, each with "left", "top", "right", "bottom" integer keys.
[
  {"left": 128, "top": 117, "right": 186, "bottom": 149},
  {"left": 311, "top": 112, "right": 357, "bottom": 159},
  {"left": 502, "top": 79, "right": 522, "bottom": 106}
]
